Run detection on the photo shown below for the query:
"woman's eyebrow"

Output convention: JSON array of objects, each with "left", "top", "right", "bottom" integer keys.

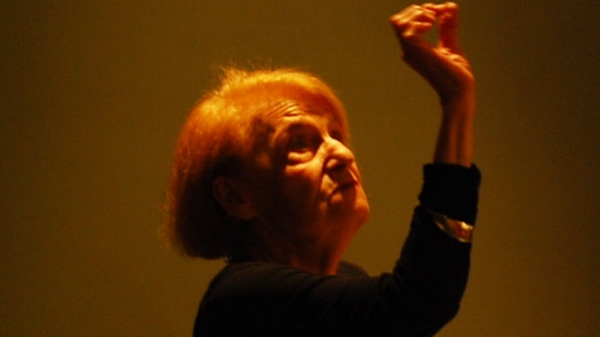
[
  {"left": 273, "top": 121, "right": 309, "bottom": 143},
  {"left": 271, "top": 117, "right": 321, "bottom": 144}
]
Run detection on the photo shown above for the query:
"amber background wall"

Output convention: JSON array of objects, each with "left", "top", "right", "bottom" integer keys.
[{"left": 1, "top": 1, "right": 598, "bottom": 336}]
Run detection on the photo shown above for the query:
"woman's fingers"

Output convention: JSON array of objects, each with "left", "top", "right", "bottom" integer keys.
[
  {"left": 390, "top": 2, "right": 473, "bottom": 103},
  {"left": 438, "top": 3, "right": 461, "bottom": 52},
  {"left": 390, "top": 2, "right": 464, "bottom": 61},
  {"left": 390, "top": 4, "right": 437, "bottom": 39}
]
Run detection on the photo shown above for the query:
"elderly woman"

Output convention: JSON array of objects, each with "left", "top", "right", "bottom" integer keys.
[{"left": 165, "top": 2, "right": 480, "bottom": 336}]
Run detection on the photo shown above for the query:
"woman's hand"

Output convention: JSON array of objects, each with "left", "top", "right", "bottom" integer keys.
[
  {"left": 390, "top": 2, "right": 474, "bottom": 106},
  {"left": 391, "top": 2, "right": 475, "bottom": 167}
]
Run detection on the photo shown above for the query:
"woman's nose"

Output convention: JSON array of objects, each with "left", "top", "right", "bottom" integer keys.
[{"left": 325, "top": 137, "right": 355, "bottom": 172}]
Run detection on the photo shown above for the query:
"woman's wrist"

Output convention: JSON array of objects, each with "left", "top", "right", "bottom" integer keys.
[
  {"left": 434, "top": 91, "right": 475, "bottom": 167},
  {"left": 440, "top": 89, "right": 475, "bottom": 118}
]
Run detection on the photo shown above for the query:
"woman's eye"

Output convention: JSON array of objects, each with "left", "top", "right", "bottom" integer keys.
[
  {"left": 288, "top": 136, "right": 310, "bottom": 152},
  {"left": 286, "top": 133, "right": 319, "bottom": 164}
]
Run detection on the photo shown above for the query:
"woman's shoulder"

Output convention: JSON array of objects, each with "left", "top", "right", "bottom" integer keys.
[
  {"left": 336, "top": 260, "right": 369, "bottom": 277},
  {"left": 204, "top": 260, "right": 370, "bottom": 300}
]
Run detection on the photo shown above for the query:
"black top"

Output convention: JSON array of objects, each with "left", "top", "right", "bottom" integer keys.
[{"left": 194, "top": 164, "right": 481, "bottom": 336}]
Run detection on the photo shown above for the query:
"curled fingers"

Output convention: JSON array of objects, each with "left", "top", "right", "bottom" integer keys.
[{"left": 390, "top": 4, "right": 438, "bottom": 39}]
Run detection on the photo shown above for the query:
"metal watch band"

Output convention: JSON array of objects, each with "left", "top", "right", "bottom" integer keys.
[{"left": 427, "top": 209, "right": 474, "bottom": 243}]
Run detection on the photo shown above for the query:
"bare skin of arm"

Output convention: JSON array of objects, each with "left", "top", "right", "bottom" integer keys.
[{"left": 391, "top": 2, "right": 475, "bottom": 167}]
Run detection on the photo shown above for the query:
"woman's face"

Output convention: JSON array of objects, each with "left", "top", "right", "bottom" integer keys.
[{"left": 248, "top": 98, "right": 370, "bottom": 245}]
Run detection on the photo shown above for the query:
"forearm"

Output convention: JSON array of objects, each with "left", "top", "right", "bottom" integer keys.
[
  {"left": 393, "top": 163, "right": 480, "bottom": 334},
  {"left": 389, "top": 2, "right": 475, "bottom": 168},
  {"left": 433, "top": 93, "right": 475, "bottom": 167}
]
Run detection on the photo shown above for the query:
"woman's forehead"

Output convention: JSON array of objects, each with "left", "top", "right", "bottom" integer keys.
[{"left": 262, "top": 97, "right": 346, "bottom": 132}]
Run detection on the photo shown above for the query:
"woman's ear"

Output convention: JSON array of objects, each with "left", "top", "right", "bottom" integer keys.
[{"left": 212, "top": 176, "right": 258, "bottom": 221}]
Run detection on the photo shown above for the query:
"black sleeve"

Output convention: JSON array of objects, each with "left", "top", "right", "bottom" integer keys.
[
  {"left": 194, "top": 164, "right": 481, "bottom": 336},
  {"left": 419, "top": 163, "right": 481, "bottom": 224}
]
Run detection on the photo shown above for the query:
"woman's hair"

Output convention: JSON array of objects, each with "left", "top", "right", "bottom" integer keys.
[{"left": 163, "top": 67, "right": 348, "bottom": 259}]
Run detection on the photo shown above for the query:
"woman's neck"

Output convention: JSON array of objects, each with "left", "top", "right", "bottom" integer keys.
[{"left": 245, "top": 227, "right": 346, "bottom": 276}]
